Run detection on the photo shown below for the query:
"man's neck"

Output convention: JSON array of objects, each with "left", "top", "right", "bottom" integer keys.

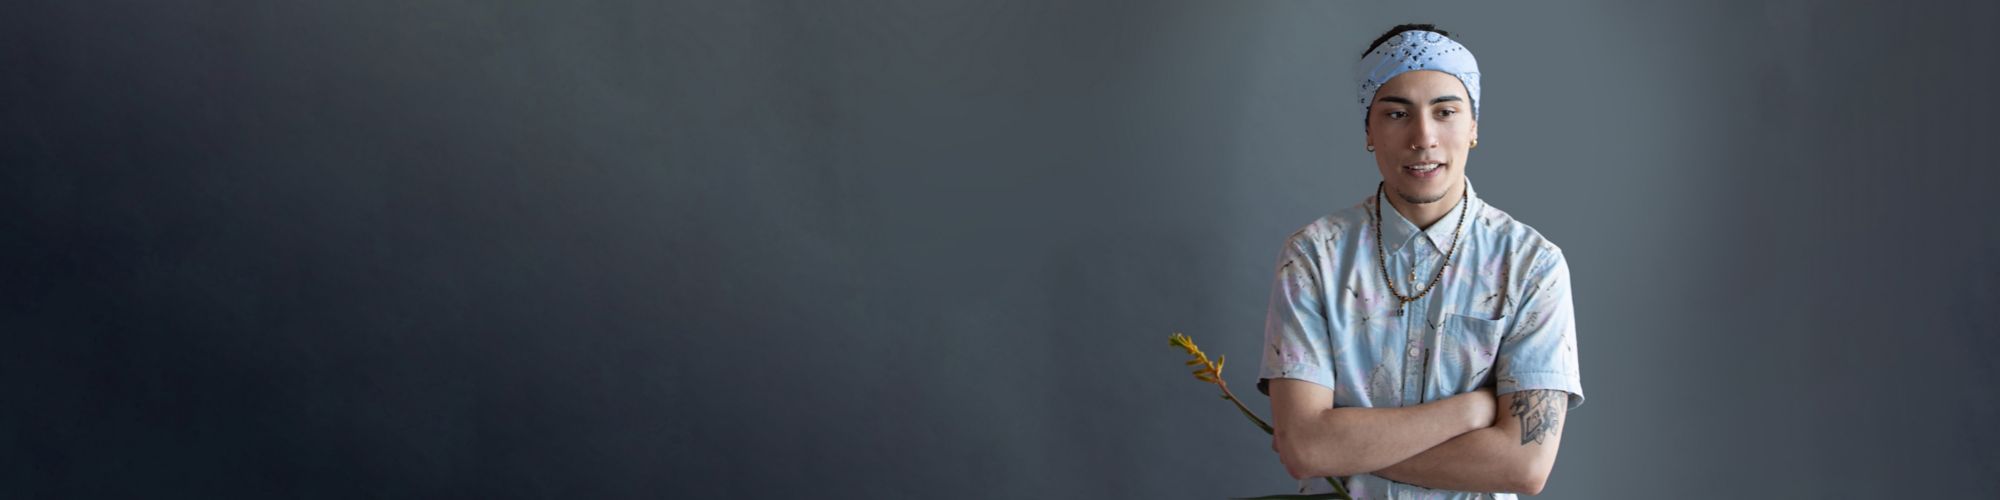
[{"left": 1384, "top": 183, "right": 1464, "bottom": 230}]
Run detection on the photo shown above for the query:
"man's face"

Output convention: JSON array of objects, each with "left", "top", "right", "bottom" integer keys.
[{"left": 1366, "top": 70, "right": 1478, "bottom": 206}]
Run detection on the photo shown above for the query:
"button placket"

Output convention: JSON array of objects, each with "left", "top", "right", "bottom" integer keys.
[{"left": 1401, "top": 309, "right": 1427, "bottom": 405}]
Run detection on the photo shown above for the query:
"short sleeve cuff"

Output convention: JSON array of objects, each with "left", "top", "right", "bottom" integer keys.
[
  {"left": 1257, "top": 363, "right": 1334, "bottom": 396},
  {"left": 1498, "top": 371, "right": 1584, "bottom": 409}
]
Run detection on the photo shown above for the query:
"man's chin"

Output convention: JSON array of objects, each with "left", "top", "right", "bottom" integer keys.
[{"left": 1394, "top": 187, "right": 1451, "bottom": 205}]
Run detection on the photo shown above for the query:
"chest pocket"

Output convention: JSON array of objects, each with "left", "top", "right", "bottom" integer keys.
[{"left": 1434, "top": 313, "right": 1506, "bottom": 394}]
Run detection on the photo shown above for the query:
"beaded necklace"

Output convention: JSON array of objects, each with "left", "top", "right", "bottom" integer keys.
[{"left": 1373, "top": 181, "right": 1469, "bottom": 317}]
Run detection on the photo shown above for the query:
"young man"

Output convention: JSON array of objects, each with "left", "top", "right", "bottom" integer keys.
[{"left": 1258, "top": 25, "right": 1583, "bottom": 498}]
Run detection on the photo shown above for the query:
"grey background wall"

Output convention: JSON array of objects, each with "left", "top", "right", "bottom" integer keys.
[{"left": 5, "top": 1, "right": 1997, "bottom": 498}]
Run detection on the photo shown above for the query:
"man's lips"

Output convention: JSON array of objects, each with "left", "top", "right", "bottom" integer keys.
[{"left": 1402, "top": 162, "right": 1447, "bottom": 177}]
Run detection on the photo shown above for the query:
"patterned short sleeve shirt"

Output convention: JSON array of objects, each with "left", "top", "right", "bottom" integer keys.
[{"left": 1258, "top": 179, "right": 1583, "bottom": 500}]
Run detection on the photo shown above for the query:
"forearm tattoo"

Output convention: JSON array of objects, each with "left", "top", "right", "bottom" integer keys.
[{"left": 1509, "top": 390, "right": 1565, "bottom": 446}]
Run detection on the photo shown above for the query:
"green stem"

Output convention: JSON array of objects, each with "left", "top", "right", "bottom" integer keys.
[{"left": 1219, "top": 382, "right": 1273, "bottom": 434}]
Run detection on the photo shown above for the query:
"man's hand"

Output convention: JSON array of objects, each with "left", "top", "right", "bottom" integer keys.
[{"left": 1464, "top": 386, "right": 1497, "bottom": 428}]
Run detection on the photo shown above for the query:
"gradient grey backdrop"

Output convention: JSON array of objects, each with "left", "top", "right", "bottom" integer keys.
[{"left": 6, "top": 1, "right": 1997, "bottom": 498}]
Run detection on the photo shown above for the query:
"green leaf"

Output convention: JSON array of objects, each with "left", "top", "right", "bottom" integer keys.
[{"left": 1229, "top": 493, "right": 1351, "bottom": 500}]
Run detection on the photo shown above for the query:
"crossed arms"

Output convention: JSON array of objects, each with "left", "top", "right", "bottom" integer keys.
[{"left": 1267, "top": 379, "right": 1567, "bottom": 495}]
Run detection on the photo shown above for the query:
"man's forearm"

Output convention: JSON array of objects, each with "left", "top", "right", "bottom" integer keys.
[
  {"left": 1372, "top": 426, "right": 1525, "bottom": 492},
  {"left": 1275, "top": 389, "right": 1490, "bottom": 478},
  {"left": 1373, "top": 389, "right": 1567, "bottom": 494}
]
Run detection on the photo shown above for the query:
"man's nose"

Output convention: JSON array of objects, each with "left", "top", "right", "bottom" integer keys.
[{"left": 1409, "top": 119, "right": 1440, "bottom": 150}]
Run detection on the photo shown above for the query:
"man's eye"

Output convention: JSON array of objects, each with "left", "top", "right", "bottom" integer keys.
[
  {"left": 1436, "top": 109, "right": 1457, "bottom": 118},
  {"left": 1387, "top": 111, "right": 1407, "bottom": 119}
]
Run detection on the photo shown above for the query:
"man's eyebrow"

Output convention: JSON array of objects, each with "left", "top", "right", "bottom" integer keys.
[{"left": 1431, "top": 95, "right": 1464, "bottom": 105}]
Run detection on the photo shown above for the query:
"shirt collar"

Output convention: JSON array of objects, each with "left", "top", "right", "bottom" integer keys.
[{"left": 1375, "top": 179, "right": 1480, "bottom": 254}]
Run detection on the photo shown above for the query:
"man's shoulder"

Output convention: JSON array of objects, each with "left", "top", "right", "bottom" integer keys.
[
  {"left": 1279, "top": 196, "right": 1375, "bottom": 251},
  {"left": 1474, "top": 199, "right": 1567, "bottom": 265}
]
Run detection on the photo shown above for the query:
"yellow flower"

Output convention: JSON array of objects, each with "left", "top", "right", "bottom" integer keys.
[{"left": 1169, "top": 332, "right": 1225, "bottom": 383}]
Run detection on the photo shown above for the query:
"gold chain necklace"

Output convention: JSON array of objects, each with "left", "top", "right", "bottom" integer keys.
[{"left": 1373, "top": 181, "right": 1469, "bottom": 317}]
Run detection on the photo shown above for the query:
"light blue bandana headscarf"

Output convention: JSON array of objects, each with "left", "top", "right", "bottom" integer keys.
[{"left": 1356, "top": 30, "right": 1481, "bottom": 122}]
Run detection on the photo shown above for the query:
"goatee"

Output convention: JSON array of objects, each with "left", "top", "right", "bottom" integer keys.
[{"left": 1396, "top": 186, "right": 1450, "bottom": 205}]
